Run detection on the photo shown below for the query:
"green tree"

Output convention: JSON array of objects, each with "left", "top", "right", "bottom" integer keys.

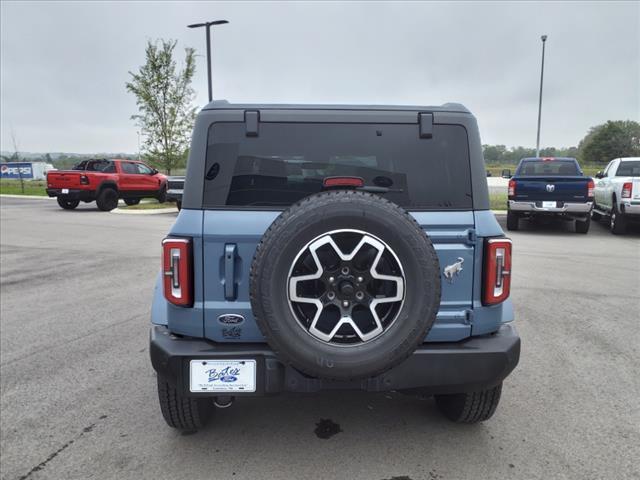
[
  {"left": 126, "top": 40, "right": 197, "bottom": 175},
  {"left": 578, "top": 120, "right": 640, "bottom": 164},
  {"left": 482, "top": 144, "right": 508, "bottom": 163}
]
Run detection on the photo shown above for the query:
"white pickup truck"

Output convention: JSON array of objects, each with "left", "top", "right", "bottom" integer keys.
[{"left": 593, "top": 157, "right": 640, "bottom": 234}]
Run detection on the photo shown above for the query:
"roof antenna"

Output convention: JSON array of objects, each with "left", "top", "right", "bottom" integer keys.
[{"left": 187, "top": 20, "right": 229, "bottom": 102}]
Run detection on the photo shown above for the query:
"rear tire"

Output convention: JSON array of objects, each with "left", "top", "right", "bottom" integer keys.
[
  {"left": 435, "top": 383, "right": 502, "bottom": 423},
  {"left": 56, "top": 197, "right": 80, "bottom": 210},
  {"left": 124, "top": 198, "right": 141, "bottom": 206},
  {"left": 157, "top": 377, "right": 213, "bottom": 431},
  {"left": 610, "top": 202, "right": 627, "bottom": 235},
  {"left": 575, "top": 217, "right": 590, "bottom": 234},
  {"left": 157, "top": 185, "right": 167, "bottom": 204},
  {"left": 506, "top": 212, "right": 519, "bottom": 231},
  {"left": 96, "top": 188, "right": 119, "bottom": 211}
]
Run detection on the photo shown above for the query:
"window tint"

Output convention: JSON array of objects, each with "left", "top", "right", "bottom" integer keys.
[
  {"left": 121, "top": 162, "right": 138, "bottom": 174},
  {"left": 137, "top": 163, "right": 153, "bottom": 174},
  {"left": 104, "top": 162, "right": 116, "bottom": 173},
  {"left": 72, "top": 161, "right": 87, "bottom": 171},
  {"left": 615, "top": 160, "right": 640, "bottom": 177},
  {"left": 86, "top": 159, "right": 115, "bottom": 173},
  {"left": 518, "top": 160, "right": 579, "bottom": 176},
  {"left": 203, "top": 123, "right": 472, "bottom": 210}
]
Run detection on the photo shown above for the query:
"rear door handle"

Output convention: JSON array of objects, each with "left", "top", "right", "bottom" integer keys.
[{"left": 224, "top": 244, "right": 237, "bottom": 300}]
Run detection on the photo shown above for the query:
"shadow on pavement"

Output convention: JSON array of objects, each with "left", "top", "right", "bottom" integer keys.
[{"left": 495, "top": 214, "right": 640, "bottom": 238}]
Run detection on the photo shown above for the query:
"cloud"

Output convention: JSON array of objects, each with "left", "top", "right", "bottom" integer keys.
[{"left": 1, "top": 1, "right": 638, "bottom": 152}]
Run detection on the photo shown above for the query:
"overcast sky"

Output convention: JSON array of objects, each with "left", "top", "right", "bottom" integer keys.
[{"left": 1, "top": 1, "right": 638, "bottom": 153}]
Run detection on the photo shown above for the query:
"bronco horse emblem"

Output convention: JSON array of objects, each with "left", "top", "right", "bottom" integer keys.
[{"left": 443, "top": 257, "right": 464, "bottom": 284}]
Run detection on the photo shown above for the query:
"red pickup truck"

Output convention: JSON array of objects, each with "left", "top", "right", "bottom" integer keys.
[{"left": 47, "top": 159, "right": 168, "bottom": 211}]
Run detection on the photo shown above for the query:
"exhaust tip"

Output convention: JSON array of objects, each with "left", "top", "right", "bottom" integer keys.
[{"left": 214, "top": 396, "right": 234, "bottom": 408}]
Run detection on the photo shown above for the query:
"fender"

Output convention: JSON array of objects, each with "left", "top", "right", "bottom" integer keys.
[{"left": 97, "top": 180, "right": 118, "bottom": 193}]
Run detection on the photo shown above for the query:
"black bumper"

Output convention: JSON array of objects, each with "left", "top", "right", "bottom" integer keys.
[
  {"left": 165, "top": 191, "right": 183, "bottom": 202},
  {"left": 46, "top": 188, "right": 95, "bottom": 201},
  {"left": 150, "top": 324, "right": 520, "bottom": 397}
]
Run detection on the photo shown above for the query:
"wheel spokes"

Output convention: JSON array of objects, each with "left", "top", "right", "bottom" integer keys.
[{"left": 288, "top": 231, "right": 405, "bottom": 344}]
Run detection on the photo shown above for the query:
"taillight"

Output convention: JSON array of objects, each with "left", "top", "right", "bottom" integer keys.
[
  {"left": 587, "top": 179, "right": 594, "bottom": 199},
  {"left": 80, "top": 175, "right": 89, "bottom": 185},
  {"left": 162, "top": 238, "right": 193, "bottom": 307},
  {"left": 483, "top": 238, "right": 512, "bottom": 306},
  {"left": 621, "top": 182, "right": 632, "bottom": 199},
  {"left": 323, "top": 176, "right": 365, "bottom": 188},
  {"left": 508, "top": 179, "right": 516, "bottom": 197}
]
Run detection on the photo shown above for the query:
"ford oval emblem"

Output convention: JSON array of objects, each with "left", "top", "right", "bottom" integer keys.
[
  {"left": 220, "top": 375, "right": 238, "bottom": 382},
  {"left": 218, "top": 314, "right": 245, "bottom": 325}
]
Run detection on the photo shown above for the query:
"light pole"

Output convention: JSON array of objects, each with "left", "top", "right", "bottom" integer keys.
[
  {"left": 535, "top": 35, "right": 548, "bottom": 158},
  {"left": 187, "top": 20, "right": 229, "bottom": 102},
  {"left": 137, "top": 130, "right": 141, "bottom": 160}
]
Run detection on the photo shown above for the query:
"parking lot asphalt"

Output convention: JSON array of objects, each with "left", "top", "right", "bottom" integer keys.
[{"left": 1, "top": 196, "right": 639, "bottom": 480}]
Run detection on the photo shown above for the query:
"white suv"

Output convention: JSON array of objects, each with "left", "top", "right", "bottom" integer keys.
[{"left": 593, "top": 157, "right": 640, "bottom": 234}]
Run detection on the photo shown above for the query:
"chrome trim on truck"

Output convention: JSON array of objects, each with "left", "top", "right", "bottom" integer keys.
[
  {"left": 508, "top": 200, "right": 592, "bottom": 214},
  {"left": 621, "top": 202, "right": 640, "bottom": 215}
]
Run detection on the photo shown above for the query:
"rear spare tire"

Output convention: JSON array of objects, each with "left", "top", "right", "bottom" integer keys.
[{"left": 250, "top": 190, "right": 441, "bottom": 380}]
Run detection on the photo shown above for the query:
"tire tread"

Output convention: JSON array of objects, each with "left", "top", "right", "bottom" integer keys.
[
  {"left": 435, "top": 384, "right": 502, "bottom": 423},
  {"left": 96, "top": 187, "right": 119, "bottom": 211},
  {"left": 157, "top": 377, "right": 212, "bottom": 430}
]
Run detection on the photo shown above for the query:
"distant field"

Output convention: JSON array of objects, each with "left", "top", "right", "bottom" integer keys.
[
  {"left": 490, "top": 192, "right": 508, "bottom": 211},
  {"left": 0, "top": 179, "right": 47, "bottom": 196}
]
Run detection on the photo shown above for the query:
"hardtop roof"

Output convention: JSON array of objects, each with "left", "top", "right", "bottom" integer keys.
[{"left": 202, "top": 99, "right": 470, "bottom": 114}]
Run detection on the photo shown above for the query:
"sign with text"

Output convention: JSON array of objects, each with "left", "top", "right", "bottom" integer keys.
[{"left": 0, "top": 163, "right": 34, "bottom": 179}]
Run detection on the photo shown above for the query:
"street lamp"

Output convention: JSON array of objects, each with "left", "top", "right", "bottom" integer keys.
[
  {"left": 535, "top": 35, "right": 548, "bottom": 158},
  {"left": 188, "top": 20, "right": 229, "bottom": 102}
]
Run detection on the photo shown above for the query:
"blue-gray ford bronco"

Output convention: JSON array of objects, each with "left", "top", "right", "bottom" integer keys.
[{"left": 150, "top": 101, "right": 520, "bottom": 430}]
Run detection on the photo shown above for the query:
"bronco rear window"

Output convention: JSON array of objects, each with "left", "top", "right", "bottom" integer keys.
[{"left": 202, "top": 122, "right": 472, "bottom": 210}]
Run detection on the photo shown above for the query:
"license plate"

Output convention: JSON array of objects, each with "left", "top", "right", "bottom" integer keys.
[
  {"left": 190, "top": 359, "right": 256, "bottom": 392},
  {"left": 61, "top": 188, "right": 69, "bottom": 194},
  {"left": 542, "top": 201, "right": 556, "bottom": 208}
]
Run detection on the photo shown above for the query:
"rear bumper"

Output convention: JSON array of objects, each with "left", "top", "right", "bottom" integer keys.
[
  {"left": 509, "top": 200, "right": 592, "bottom": 215},
  {"left": 166, "top": 189, "right": 183, "bottom": 202},
  {"left": 46, "top": 188, "right": 95, "bottom": 201},
  {"left": 150, "top": 323, "right": 521, "bottom": 396},
  {"left": 621, "top": 201, "right": 640, "bottom": 216}
]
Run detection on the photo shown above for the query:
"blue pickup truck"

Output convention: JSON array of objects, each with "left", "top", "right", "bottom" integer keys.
[{"left": 507, "top": 157, "right": 594, "bottom": 233}]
